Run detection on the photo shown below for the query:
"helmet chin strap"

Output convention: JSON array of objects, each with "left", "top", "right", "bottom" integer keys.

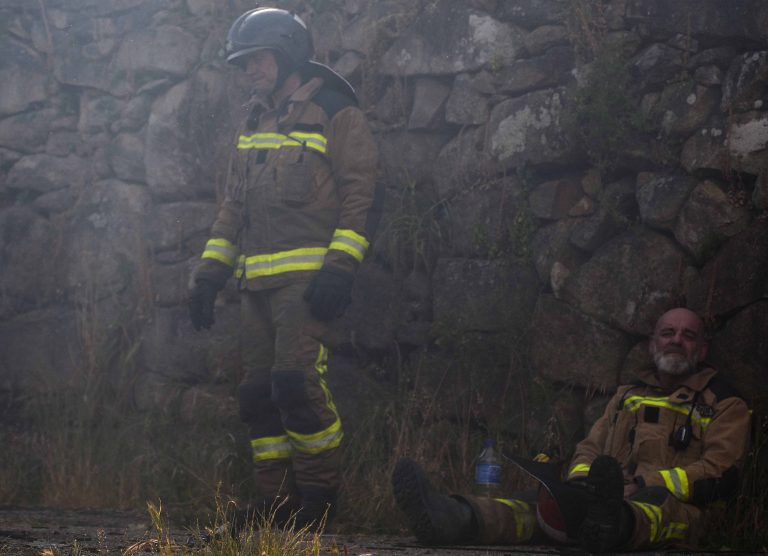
[{"left": 273, "top": 50, "right": 296, "bottom": 91}]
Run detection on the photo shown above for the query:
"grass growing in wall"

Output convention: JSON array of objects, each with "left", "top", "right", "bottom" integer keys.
[{"left": 562, "top": 47, "right": 650, "bottom": 172}]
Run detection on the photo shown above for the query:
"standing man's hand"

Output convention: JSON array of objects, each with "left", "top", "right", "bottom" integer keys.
[
  {"left": 303, "top": 268, "right": 354, "bottom": 321},
  {"left": 189, "top": 280, "right": 221, "bottom": 330}
]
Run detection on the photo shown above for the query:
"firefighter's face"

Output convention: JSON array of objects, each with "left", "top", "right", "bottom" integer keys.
[
  {"left": 244, "top": 50, "right": 279, "bottom": 96},
  {"left": 649, "top": 308, "right": 708, "bottom": 375}
]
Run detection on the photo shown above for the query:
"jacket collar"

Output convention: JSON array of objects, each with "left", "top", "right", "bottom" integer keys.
[
  {"left": 244, "top": 77, "right": 323, "bottom": 128},
  {"left": 634, "top": 364, "right": 718, "bottom": 394}
]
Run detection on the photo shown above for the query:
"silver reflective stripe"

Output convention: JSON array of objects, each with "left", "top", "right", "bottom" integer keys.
[
  {"left": 245, "top": 252, "right": 326, "bottom": 276},
  {"left": 289, "top": 426, "right": 343, "bottom": 454}
]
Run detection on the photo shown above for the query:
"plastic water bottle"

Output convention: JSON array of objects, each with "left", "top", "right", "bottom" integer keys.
[{"left": 474, "top": 438, "right": 502, "bottom": 497}]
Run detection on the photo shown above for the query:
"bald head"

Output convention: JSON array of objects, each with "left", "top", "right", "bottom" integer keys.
[{"left": 649, "top": 308, "right": 708, "bottom": 376}]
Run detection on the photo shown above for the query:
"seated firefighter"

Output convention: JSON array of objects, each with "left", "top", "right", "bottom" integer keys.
[{"left": 392, "top": 308, "right": 751, "bottom": 552}]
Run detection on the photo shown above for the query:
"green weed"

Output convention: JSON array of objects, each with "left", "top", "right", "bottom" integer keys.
[{"left": 562, "top": 47, "right": 650, "bottom": 172}]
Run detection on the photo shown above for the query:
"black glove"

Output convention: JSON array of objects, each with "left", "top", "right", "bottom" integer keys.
[
  {"left": 189, "top": 279, "right": 220, "bottom": 330},
  {"left": 303, "top": 268, "right": 354, "bottom": 322}
]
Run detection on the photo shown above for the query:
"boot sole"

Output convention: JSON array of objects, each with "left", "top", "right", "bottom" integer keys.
[
  {"left": 392, "top": 458, "right": 439, "bottom": 544},
  {"left": 580, "top": 455, "right": 624, "bottom": 553}
]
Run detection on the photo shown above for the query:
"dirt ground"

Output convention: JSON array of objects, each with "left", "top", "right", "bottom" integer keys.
[
  {"left": 0, "top": 506, "right": 554, "bottom": 555},
  {"left": 0, "top": 506, "right": 744, "bottom": 555}
]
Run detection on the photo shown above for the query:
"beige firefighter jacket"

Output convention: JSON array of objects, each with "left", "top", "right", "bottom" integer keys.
[
  {"left": 567, "top": 365, "right": 751, "bottom": 506},
  {"left": 195, "top": 76, "right": 378, "bottom": 290}
]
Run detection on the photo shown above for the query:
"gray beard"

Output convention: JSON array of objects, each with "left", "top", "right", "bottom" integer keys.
[{"left": 654, "top": 351, "right": 696, "bottom": 376}]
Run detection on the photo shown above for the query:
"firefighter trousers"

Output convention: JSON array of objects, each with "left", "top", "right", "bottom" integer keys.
[
  {"left": 462, "top": 486, "right": 704, "bottom": 549},
  {"left": 237, "top": 281, "right": 343, "bottom": 504}
]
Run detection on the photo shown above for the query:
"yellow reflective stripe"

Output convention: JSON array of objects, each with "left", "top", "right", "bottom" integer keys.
[
  {"left": 202, "top": 238, "right": 239, "bottom": 267},
  {"left": 237, "top": 132, "right": 327, "bottom": 154},
  {"left": 630, "top": 501, "right": 662, "bottom": 544},
  {"left": 316, "top": 344, "right": 340, "bottom": 421},
  {"left": 250, "top": 435, "right": 292, "bottom": 462},
  {"left": 234, "top": 254, "right": 245, "bottom": 279},
  {"left": 315, "top": 345, "right": 329, "bottom": 377},
  {"left": 568, "top": 463, "right": 591, "bottom": 478},
  {"left": 329, "top": 229, "right": 369, "bottom": 262},
  {"left": 494, "top": 499, "right": 534, "bottom": 541},
  {"left": 663, "top": 521, "right": 688, "bottom": 541},
  {"left": 623, "top": 396, "right": 712, "bottom": 427},
  {"left": 287, "top": 416, "right": 343, "bottom": 454},
  {"left": 659, "top": 468, "right": 689, "bottom": 502},
  {"left": 289, "top": 131, "right": 327, "bottom": 153},
  {"left": 286, "top": 344, "right": 343, "bottom": 455},
  {"left": 244, "top": 247, "right": 327, "bottom": 278}
]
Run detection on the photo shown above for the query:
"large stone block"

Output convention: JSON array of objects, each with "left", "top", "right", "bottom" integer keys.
[
  {"left": 531, "top": 218, "right": 588, "bottom": 285},
  {"left": 5, "top": 154, "right": 90, "bottom": 194},
  {"left": 708, "top": 301, "right": 768, "bottom": 406},
  {"left": 726, "top": 111, "right": 768, "bottom": 175},
  {"left": 531, "top": 295, "right": 629, "bottom": 391},
  {"left": 114, "top": 25, "right": 201, "bottom": 79},
  {"left": 445, "top": 74, "right": 490, "bottom": 126},
  {"left": 0, "top": 308, "right": 82, "bottom": 389},
  {"left": 0, "top": 207, "right": 61, "bottom": 319},
  {"left": 0, "top": 36, "right": 52, "bottom": 117},
  {"left": 487, "top": 87, "right": 572, "bottom": 170},
  {"left": 145, "top": 201, "right": 218, "bottom": 253},
  {"left": 139, "top": 303, "right": 241, "bottom": 386},
  {"left": 329, "top": 261, "right": 405, "bottom": 352},
  {"left": 432, "top": 126, "right": 497, "bottom": 199},
  {"left": 497, "top": 0, "right": 566, "bottom": 28},
  {"left": 64, "top": 179, "right": 152, "bottom": 295},
  {"left": 495, "top": 45, "right": 574, "bottom": 96},
  {"left": 674, "top": 180, "right": 752, "bottom": 262},
  {"left": 636, "top": 172, "right": 697, "bottom": 232},
  {"left": 654, "top": 80, "right": 719, "bottom": 137},
  {"left": 686, "top": 219, "right": 768, "bottom": 317},
  {"left": 680, "top": 116, "right": 728, "bottom": 175},
  {"left": 528, "top": 177, "right": 582, "bottom": 220},
  {"left": 378, "top": 130, "right": 451, "bottom": 188},
  {"left": 569, "top": 209, "right": 627, "bottom": 254},
  {"left": 626, "top": 0, "right": 768, "bottom": 43},
  {"left": 380, "top": 0, "right": 525, "bottom": 76},
  {"left": 408, "top": 78, "right": 451, "bottom": 131},
  {"left": 721, "top": 51, "right": 768, "bottom": 113},
  {"left": 631, "top": 43, "right": 686, "bottom": 87},
  {"left": 108, "top": 132, "right": 146, "bottom": 183},
  {"left": 0, "top": 109, "right": 54, "bottom": 154},
  {"left": 563, "top": 230, "right": 693, "bottom": 335},
  {"left": 432, "top": 257, "right": 539, "bottom": 334},
  {"left": 145, "top": 70, "right": 232, "bottom": 201},
  {"left": 339, "top": 0, "right": 420, "bottom": 58},
  {"left": 441, "top": 177, "right": 528, "bottom": 258},
  {"left": 523, "top": 24, "right": 569, "bottom": 55}
]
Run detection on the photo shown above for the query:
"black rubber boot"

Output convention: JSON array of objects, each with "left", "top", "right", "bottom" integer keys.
[
  {"left": 392, "top": 458, "right": 477, "bottom": 545},
  {"left": 294, "top": 486, "right": 337, "bottom": 532},
  {"left": 579, "top": 455, "right": 634, "bottom": 553}
]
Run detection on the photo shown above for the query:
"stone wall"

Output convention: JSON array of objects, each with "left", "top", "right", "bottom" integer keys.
[{"left": 1, "top": 0, "right": 766, "bottom": 449}]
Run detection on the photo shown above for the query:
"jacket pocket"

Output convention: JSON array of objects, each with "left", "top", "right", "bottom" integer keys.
[{"left": 273, "top": 147, "right": 318, "bottom": 205}]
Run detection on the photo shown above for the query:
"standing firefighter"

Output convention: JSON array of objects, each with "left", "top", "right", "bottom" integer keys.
[{"left": 189, "top": 7, "right": 379, "bottom": 529}]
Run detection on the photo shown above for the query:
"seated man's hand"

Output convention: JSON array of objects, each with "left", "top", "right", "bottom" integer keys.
[{"left": 623, "top": 482, "right": 639, "bottom": 498}]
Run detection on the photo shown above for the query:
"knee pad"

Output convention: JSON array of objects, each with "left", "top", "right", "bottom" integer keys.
[
  {"left": 271, "top": 370, "right": 307, "bottom": 410},
  {"left": 238, "top": 382, "right": 272, "bottom": 423}
]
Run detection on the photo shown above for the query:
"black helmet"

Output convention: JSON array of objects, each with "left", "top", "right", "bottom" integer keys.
[{"left": 225, "top": 8, "right": 314, "bottom": 70}]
